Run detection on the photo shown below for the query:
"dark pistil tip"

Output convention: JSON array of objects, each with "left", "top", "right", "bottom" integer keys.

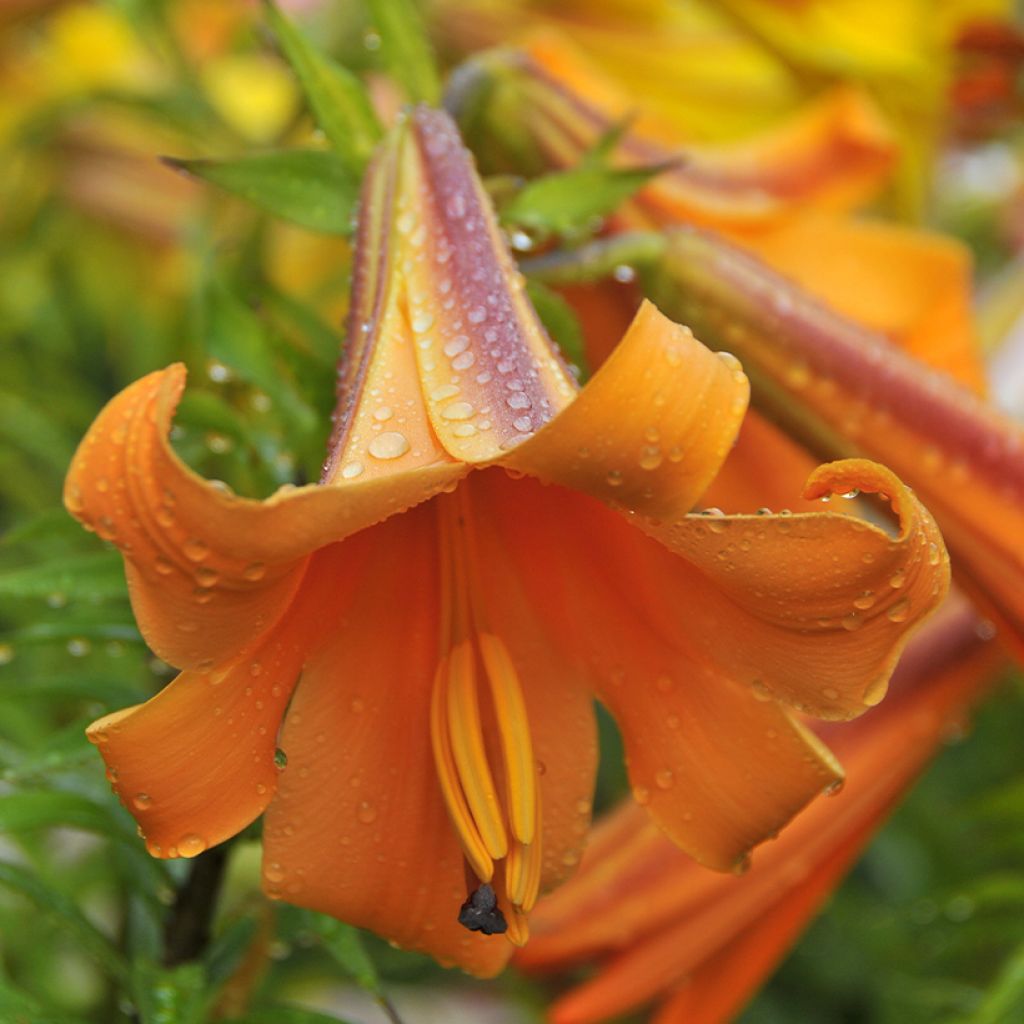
[{"left": 457, "top": 883, "right": 508, "bottom": 935}]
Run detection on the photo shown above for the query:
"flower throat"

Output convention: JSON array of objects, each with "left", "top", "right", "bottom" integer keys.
[{"left": 430, "top": 486, "right": 541, "bottom": 946}]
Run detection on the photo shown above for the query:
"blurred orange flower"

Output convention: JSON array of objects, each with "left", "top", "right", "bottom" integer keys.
[{"left": 65, "top": 107, "right": 948, "bottom": 974}]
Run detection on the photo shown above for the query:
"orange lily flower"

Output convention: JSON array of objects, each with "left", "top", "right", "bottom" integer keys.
[
  {"left": 516, "top": 594, "right": 1005, "bottom": 1024},
  {"left": 65, "top": 107, "right": 948, "bottom": 975}
]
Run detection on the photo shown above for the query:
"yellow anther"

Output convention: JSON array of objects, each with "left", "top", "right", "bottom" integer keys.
[
  {"left": 429, "top": 655, "right": 493, "bottom": 882},
  {"left": 446, "top": 641, "right": 508, "bottom": 860},
  {"left": 478, "top": 632, "right": 536, "bottom": 846}
]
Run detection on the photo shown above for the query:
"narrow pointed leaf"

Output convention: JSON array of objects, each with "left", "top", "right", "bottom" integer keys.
[
  {"left": 501, "top": 164, "right": 670, "bottom": 240},
  {"left": 131, "top": 961, "right": 208, "bottom": 1024},
  {"left": 525, "top": 280, "right": 589, "bottom": 380},
  {"left": 305, "top": 914, "right": 381, "bottom": 995},
  {"left": 967, "top": 942, "right": 1024, "bottom": 1024},
  {"left": 262, "top": 0, "right": 380, "bottom": 170},
  {"left": 0, "top": 552, "right": 127, "bottom": 601},
  {"left": 365, "top": 0, "right": 441, "bottom": 105},
  {"left": 0, "top": 861, "right": 127, "bottom": 980},
  {"left": 166, "top": 152, "right": 358, "bottom": 235}
]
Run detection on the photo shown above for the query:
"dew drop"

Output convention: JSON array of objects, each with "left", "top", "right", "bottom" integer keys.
[
  {"left": 467, "top": 306, "right": 487, "bottom": 324},
  {"left": 368, "top": 432, "right": 410, "bottom": 460},
  {"left": 889, "top": 569, "right": 907, "bottom": 589},
  {"left": 67, "top": 638, "right": 91, "bottom": 658},
  {"left": 195, "top": 566, "right": 219, "bottom": 587},
  {"left": 639, "top": 446, "right": 663, "bottom": 470},
  {"left": 632, "top": 785, "right": 651, "bottom": 805},
  {"left": 887, "top": 598, "right": 911, "bottom": 623},
  {"left": 411, "top": 311, "right": 434, "bottom": 334},
  {"left": 852, "top": 591, "right": 876, "bottom": 610},
  {"left": 655, "top": 769, "right": 674, "bottom": 790},
  {"left": 606, "top": 470, "right": 624, "bottom": 487},
  {"left": 372, "top": 406, "right": 393, "bottom": 422},
  {"left": 155, "top": 556, "right": 174, "bottom": 576},
  {"left": 341, "top": 461, "right": 365, "bottom": 480},
  {"left": 265, "top": 861, "right": 285, "bottom": 882},
  {"left": 133, "top": 793, "right": 152, "bottom": 810},
  {"left": 184, "top": 539, "right": 209, "bottom": 562},
  {"left": 841, "top": 613, "right": 862, "bottom": 631},
  {"left": 178, "top": 834, "right": 207, "bottom": 858},
  {"left": 442, "top": 401, "right": 474, "bottom": 421},
  {"left": 357, "top": 800, "right": 378, "bottom": 824}
]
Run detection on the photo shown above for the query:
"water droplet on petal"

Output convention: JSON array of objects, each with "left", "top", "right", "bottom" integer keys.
[
  {"left": 133, "top": 793, "right": 152, "bottom": 810},
  {"left": 184, "top": 539, "right": 209, "bottom": 562},
  {"left": 368, "top": 432, "right": 410, "bottom": 460},
  {"left": 178, "top": 834, "right": 207, "bottom": 858}
]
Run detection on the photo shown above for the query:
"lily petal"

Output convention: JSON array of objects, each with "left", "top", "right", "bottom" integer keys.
[
  {"left": 63, "top": 364, "right": 467, "bottom": 669},
  {"left": 642, "top": 459, "right": 949, "bottom": 719},
  {"left": 502, "top": 300, "right": 749, "bottom": 521},
  {"left": 86, "top": 587, "right": 314, "bottom": 858}
]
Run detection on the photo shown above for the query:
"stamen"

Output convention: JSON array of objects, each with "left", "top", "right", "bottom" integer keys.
[
  {"left": 521, "top": 830, "right": 544, "bottom": 912},
  {"left": 504, "top": 906, "right": 530, "bottom": 948},
  {"left": 433, "top": 485, "right": 546, "bottom": 940},
  {"left": 429, "top": 655, "right": 493, "bottom": 882},
  {"left": 446, "top": 641, "right": 508, "bottom": 860},
  {"left": 478, "top": 632, "right": 536, "bottom": 845}
]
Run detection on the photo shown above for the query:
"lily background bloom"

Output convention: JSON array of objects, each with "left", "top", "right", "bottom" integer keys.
[{"left": 65, "top": 105, "right": 947, "bottom": 976}]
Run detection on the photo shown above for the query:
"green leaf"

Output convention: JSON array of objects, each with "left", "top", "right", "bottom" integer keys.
[
  {"left": 502, "top": 164, "right": 669, "bottom": 240},
  {"left": 228, "top": 1009, "right": 358, "bottom": 1024},
  {"left": 364, "top": 0, "right": 441, "bottom": 105},
  {"left": 201, "top": 279, "right": 317, "bottom": 444},
  {"left": 0, "top": 978, "right": 92, "bottom": 1024},
  {"left": 0, "top": 790, "right": 127, "bottom": 836},
  {"left": 263, "top": 0, "right": 380, "bottom": 171},
  {"left": 0, "top": 860, "right": 126, "bottom": 981},
  {"left": 306, "top": 913, "right": 381, "bottom": 995},
  {"left": 166, "top": 151, "right": 358, "bottom": 236},
  {"left": 0, "top": 552, "right": 126, "bottom": 602},
  {"left": 525, "top": 280, "right": 589, "bottom": 381},
  {"left": 966, "top": 942, "right": 1024, "bottom": 1024},
  {"left": 131, "top": 960, "right": 209, "bottom": 1024}
]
